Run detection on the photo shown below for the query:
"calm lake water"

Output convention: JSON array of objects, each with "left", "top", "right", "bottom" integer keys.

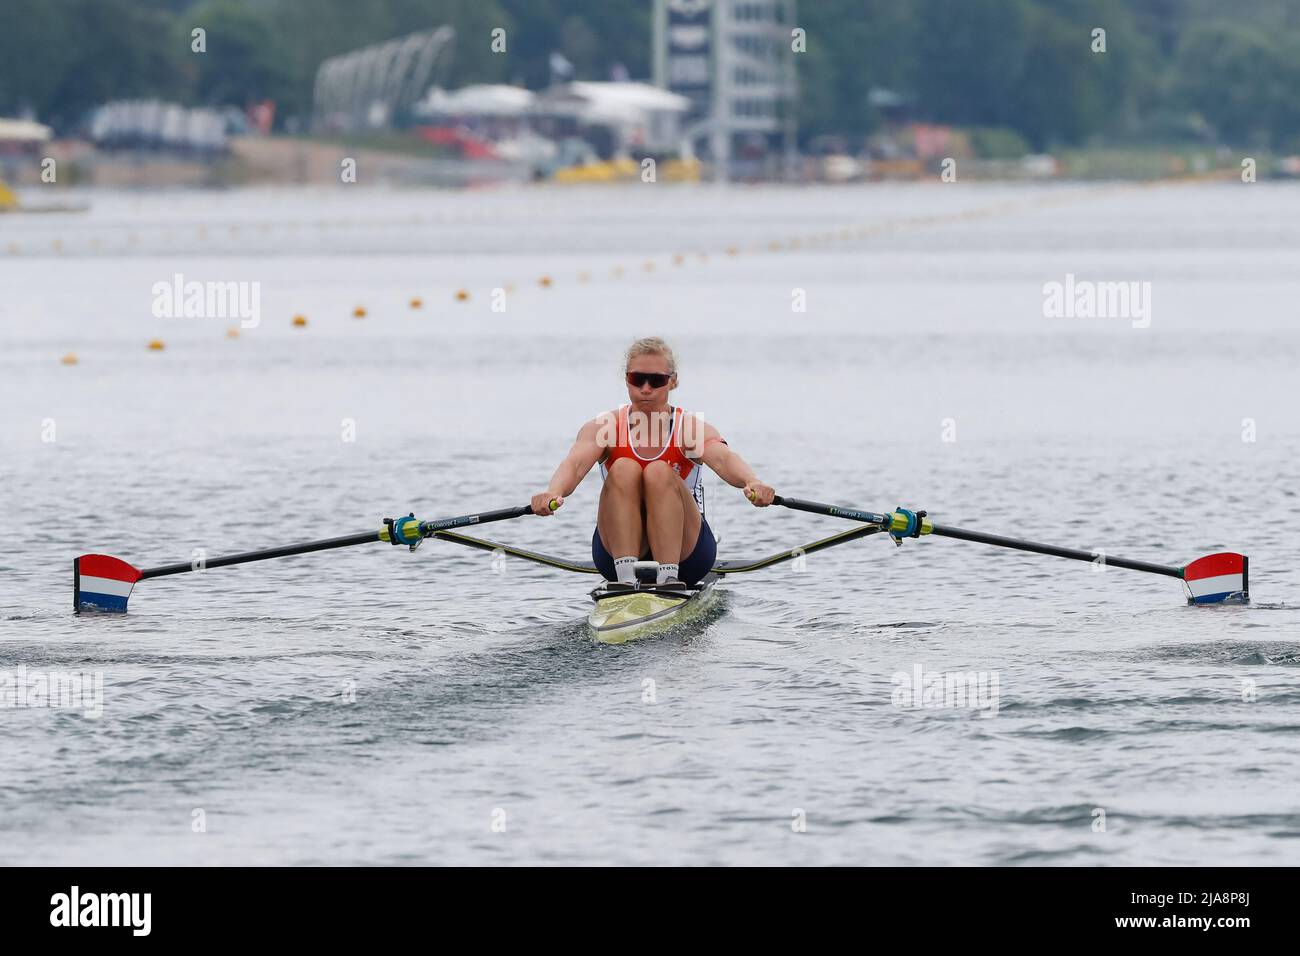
[{"left": 1, "top": 181, "right": 1297, "bottom": 864}]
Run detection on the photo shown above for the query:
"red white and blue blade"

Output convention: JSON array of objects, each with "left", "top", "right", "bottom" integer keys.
[
  {"left": 1183, "top": 552, "right": 1249, "bottom": 605},
  {"left": 74, "top": 554, "right": 143, "bottom": 613}
]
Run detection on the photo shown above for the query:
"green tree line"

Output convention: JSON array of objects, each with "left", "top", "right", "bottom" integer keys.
[{"left": 1, "top": 0, "right": 1297, "bottom": 149}]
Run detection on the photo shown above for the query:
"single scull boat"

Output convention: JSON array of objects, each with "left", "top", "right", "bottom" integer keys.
[{"left": 73, "top": 496, "right": 1249, "bottom": 641}]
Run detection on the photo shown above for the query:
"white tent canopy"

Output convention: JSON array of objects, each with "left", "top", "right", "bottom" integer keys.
[
  {"left": 419, "top": 84, "right": 536, "bottom": 118},
  {"left": 538, "top": 82, "right": 692, "bottom": 124},
  {"left": 0, "top": 118, "right": 52, "bottom": 143}
]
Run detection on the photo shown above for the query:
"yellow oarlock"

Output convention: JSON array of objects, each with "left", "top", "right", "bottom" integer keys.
[{"left": 888, "top": 511, "right": 933, "bottom": 536}]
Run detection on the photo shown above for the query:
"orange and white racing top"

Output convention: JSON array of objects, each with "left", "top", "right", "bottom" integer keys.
[{"left": 599, "top": 404, "right": 716, "bottom": 515}]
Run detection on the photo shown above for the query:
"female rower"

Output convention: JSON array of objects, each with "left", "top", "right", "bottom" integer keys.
[{"left": 531, "top": 336, "right": 775, "bottom": 589}]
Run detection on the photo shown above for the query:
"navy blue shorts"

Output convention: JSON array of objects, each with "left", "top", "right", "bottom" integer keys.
[{"left": 592, "top": 518, "right": 716, "bottom": 585}]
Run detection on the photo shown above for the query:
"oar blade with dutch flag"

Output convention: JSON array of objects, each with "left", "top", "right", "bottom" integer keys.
[{"left": 1182, "top": 552, "right": 1249, "bottom": 605}]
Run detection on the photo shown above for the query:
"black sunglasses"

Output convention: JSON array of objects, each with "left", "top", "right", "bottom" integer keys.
[{"left": 626, "top": 371, "right": 673, "bottom": 388}]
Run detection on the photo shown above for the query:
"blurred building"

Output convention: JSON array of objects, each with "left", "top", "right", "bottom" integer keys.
[
  {"left": 0, "top": 117, "right": 52, "bottom": 153},
  {"left": 0, "top": 118, "right": 52, "bottom": 206},
  {"left": 414, "top": 84, "right": 556, "bottom": 173},
  {"left": 653, "top": 0, "right": 798, "bottom": 179},
  {"left": 88, "top": 101, "right": 237, "bottom": 155}
]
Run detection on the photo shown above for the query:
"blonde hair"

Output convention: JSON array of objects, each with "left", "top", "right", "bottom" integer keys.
[{"left": 624, "top": 336, "right": 677, "bottom": 374}]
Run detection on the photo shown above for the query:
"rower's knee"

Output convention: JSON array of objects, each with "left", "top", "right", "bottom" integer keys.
[
  {"left": 606, "top": 457, "right": 643, "bottom": 489},
  {"left": 642, "top": 460, "right": 676, "bottom": 491}
]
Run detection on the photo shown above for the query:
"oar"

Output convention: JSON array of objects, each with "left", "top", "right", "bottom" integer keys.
[
  {"left": 74, "top": 502, "right": 551, "bottom": 613},
  {"left": 768, "top": 495, "right": 1249, "bottom": 605}
]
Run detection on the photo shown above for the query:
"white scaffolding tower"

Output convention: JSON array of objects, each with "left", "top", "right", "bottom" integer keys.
[{"left": 653, "top": 0, "right": 798, "bottom": 180}]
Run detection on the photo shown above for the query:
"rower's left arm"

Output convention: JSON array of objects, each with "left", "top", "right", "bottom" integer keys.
[{"left": 698, "top": 422, "right": 775, "bottom": 506}]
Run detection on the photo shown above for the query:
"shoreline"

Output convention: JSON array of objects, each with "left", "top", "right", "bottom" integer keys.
[{"left": 2, "top": 136, "right": 1293, "bottom": 194}]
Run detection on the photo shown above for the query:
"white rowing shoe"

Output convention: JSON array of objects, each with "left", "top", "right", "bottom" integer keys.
[{"left": 72, "top": 496, "right": 1250, "bottom": 637}]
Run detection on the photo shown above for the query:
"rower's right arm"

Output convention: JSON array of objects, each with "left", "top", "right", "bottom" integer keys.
[{"left": 531, "top": 413, "right": 613, "bottom": 515}]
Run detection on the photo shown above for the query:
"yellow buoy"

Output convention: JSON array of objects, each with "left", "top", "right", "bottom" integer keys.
[
  {"left": 455, "top": 289, "right": 469, "bottom": 301},
  {"left": 353, "top": 306, "right": 367, "bottom": 318},
  {"left": 226, "top": 327, "right": 240, "bottom": 339},
  {"left": 538, "top": 276, "right": 553, "bottom": 288},
  {"left": 410, "top": 297, "right": 423, "bottom": 309},
  {"left": 672, "top": 254, "right": 684, "bottom": 266},
  {"left": 292, "top": 315, "right": 308, "bottom": 327},
  {"left": 147, "top": 339, "right": 165, "bottom": 351},
  {"left": 60, "top": 352, "right": 79, "bottom": 365}
]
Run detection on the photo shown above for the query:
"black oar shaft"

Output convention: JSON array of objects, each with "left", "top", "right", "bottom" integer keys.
[
  {"left": 771, "top": 496, "right": 891, "bottom": 525},
  {"left": 141, "top": 531, "right": 382, "bottom": 578},
  {"left": 140, "top": 504, "right": 533, "bottom": 579},
  {"left": 423, "top": 505, "right": 532, "bottom": 531},
  {"left": 930, "top": 525, "right": 1182, "bottom": 578}
]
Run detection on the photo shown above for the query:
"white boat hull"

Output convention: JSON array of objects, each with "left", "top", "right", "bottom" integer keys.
[{"left": 587, "top": 574, "right": 719, "bottom": 644}]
